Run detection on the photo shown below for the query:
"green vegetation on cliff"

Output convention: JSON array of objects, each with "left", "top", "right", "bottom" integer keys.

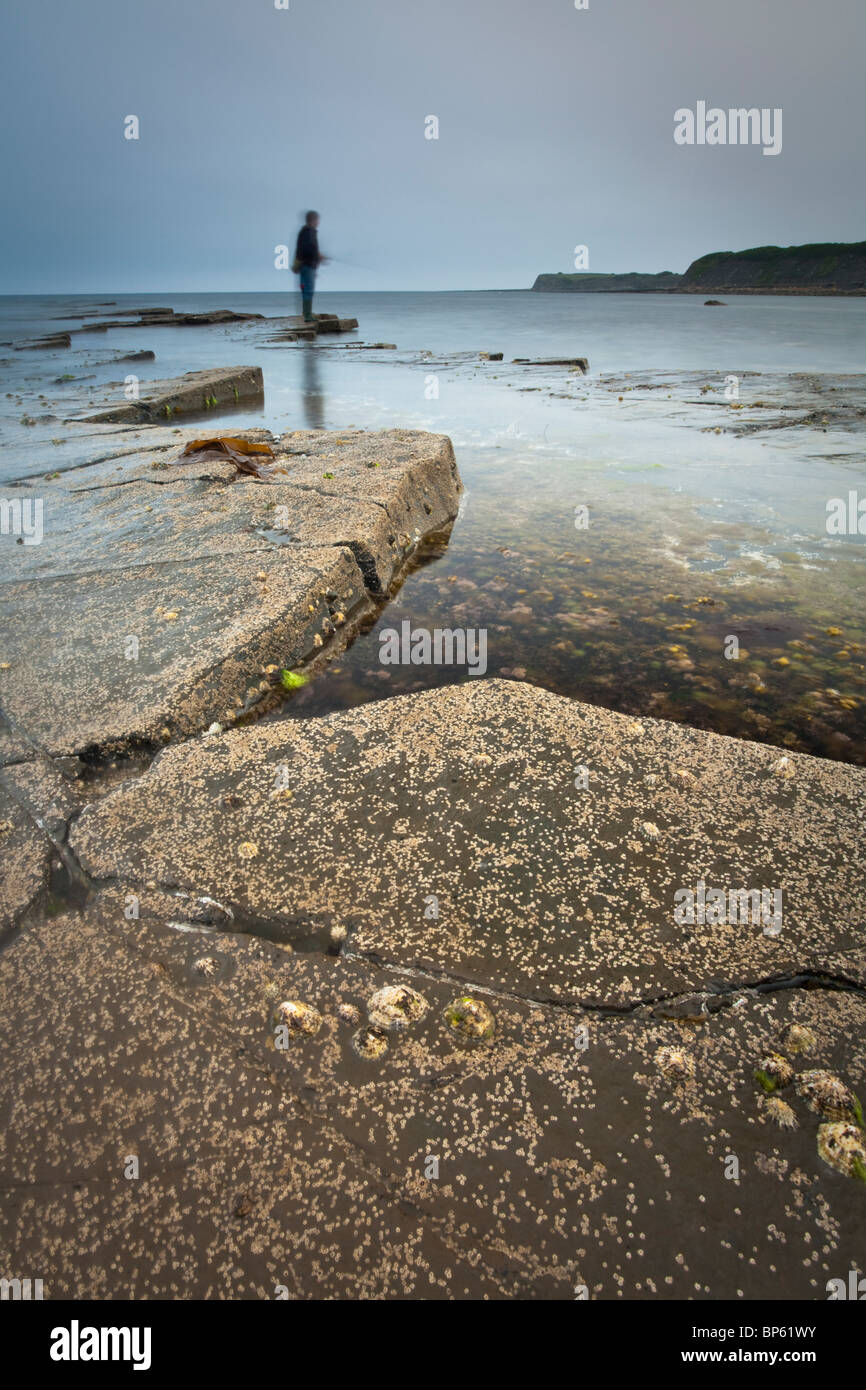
[
  {"left": 681, "top": 241, "right": 866, "bottom": 290},
  {"left": 532, "top": 270, "right": 682, "bottom": 292},
  {"left": 532, "top": 241, "right": 866, "bottom": 293}
]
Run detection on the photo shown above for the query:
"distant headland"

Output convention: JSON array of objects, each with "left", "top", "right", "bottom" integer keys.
[{"left": 532, "top": 240, "right": 866, "bottom": 295}]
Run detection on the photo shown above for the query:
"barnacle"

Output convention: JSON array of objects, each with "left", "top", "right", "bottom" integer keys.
[
  {"left": 444, "top": 996, "right": 495, "bottom": 1041},
  {"left": 655, "top": 1046, "right": 695, "bottom": 1083},
  {"left": 779, "top": 1023, "right": 816, "bottom": 1056},
  {"left": 796, "top": 1070, "right": 861, "bottom": 1123},
  {"left": 367, "top": 985, "right": 428, "bottom": 1032},
  {"left": 754, "top": 1053, "right": 794, "bottom": 1093},
  {"left": 763, "top": 1096, "right": 798, "bottom": 1130},
  {"left": 352, "top": 1026, "right": 389, "bottom": 1060},
  {"left": 817, "top": 1122, "right": 866, "bottom": 1180},
  {"left": 193, "top": 956, "right": 221, "bottom": 978},
  {"left": 273, "top": 1000, "right": 322, "bottom": 1038}
]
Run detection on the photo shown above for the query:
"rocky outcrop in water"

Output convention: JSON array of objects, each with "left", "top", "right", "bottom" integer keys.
[{"left": 0, "top": 427, "right": 461, "bottom": 762}]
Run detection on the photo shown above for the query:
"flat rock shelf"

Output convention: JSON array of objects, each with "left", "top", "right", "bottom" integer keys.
[
  {"left": 0, "top": 426, "right": 461, "bottom": 764},
  {"left": 1, "top": 673, "right": 864, "bottom": 1298}
]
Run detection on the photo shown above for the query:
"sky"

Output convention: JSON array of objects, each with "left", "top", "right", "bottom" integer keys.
[{"left": 0, "top": 0, "right": 864, "bottom": 292}]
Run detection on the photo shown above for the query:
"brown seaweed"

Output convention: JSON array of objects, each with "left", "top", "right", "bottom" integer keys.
[{"left": 176, "top": 436, "right": 287, "bottom": 480}]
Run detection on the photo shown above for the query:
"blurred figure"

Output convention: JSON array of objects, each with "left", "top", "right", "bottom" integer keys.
[{"left": 294, "top": 210, "right": 325, "bottom": 322}]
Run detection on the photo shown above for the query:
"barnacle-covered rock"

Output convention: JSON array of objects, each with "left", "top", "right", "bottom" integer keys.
[
  {"left": 272, "top": 999, "right": 322, "bottom": 1038},
  {"left": 817, "top": 1122, "right": 866, "bottom": 1180},
  {"left": 367, "top": 984, "right": 428, "bottom": 1032},
  {"left": 796, "top": 1069, "right": 860, "bottom": 1122},
  {"left": 444, "top": 996, "right": 495, "bottom": 1041},
  {"left": 754, "top": 1052, "right": 794, "bottom": 1092},
  {"left": 655, "top": 1046, "right": 695, "bottom": 1083},
  {"left": 351, "top": 1026, "right": 389, "bottom": 1060}
]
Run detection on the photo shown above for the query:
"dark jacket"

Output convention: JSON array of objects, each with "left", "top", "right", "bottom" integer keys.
[{"left": 295, "top": 226, "right": 320, "bottom": 268}]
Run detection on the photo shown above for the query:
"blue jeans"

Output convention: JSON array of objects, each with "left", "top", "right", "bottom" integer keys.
[{"left": 299, "top": 265, "right": 316, "bottom": 318}]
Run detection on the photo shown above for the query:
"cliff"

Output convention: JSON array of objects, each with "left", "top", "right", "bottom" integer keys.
[
  {"left": 680, "top": 241, "right": 866, "bottom": 292},
  {"left": 532, "top": 270, "right": 682, "bottom": 292},
  {"left": 532, "top": 240, "right": 866, "bottom": 294}
]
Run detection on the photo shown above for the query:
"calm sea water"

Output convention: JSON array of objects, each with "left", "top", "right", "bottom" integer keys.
[{"left": 1, "top": 291, "right": 864, "bottom": 761}]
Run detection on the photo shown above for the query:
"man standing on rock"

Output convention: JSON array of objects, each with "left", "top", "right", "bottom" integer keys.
[{"left": 294, "top": 211, "right": 326, "bottom": 322}]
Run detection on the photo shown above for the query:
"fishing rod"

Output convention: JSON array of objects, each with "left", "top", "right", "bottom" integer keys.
[{"left": 320, "top": 254, "right": 374, "bottom": 272}]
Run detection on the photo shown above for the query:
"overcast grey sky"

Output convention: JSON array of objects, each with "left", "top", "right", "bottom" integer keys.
[{"left": 1, "top": 0, "right": 863, "bottom": 292}]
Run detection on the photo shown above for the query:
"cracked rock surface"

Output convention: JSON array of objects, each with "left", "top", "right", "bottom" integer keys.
[
  {"left": 0, "top": 427, "right": 460, "bottom": 757},
  {"left": 70, "top": 680, "right": 866, "bottom": 1004},
  {"left": 1, "top": 678, "right": 864, "bottom": 1298},
  {"left": 1, "top": 889, "right": 864, "bottom": 1300}
]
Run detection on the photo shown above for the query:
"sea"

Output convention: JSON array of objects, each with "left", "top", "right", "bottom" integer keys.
[{"left": 1, "top": 290, "right": 864, "bottom": 761}]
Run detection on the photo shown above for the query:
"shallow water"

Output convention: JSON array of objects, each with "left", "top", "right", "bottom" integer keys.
[{"left": 1, "top": 291, "right": 864, "bottom": 762}]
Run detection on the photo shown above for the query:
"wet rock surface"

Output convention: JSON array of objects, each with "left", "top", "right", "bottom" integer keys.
[
  {"left": 77, "top": 365, "right": 265, "bottom": 424},
  {"left": 70, "top": 681, "right": 865, "bottom": 1005},
  {"left": 0, "top": 428, "right": 460, "bottom": 759},
  {"left": 589, "top": 369, "right": 866, "bottom": 439},
  {"left": 1, "top": 409, "right": 863, "bottom": 1300},
  {"left": 1, "top": 870, "right": 864, "bottom": 1299},
  {"left": 0, "top": 671, "right": 863, "bottom": 1296},
  {"left": 1, "top": 545, "right": 368, "bottom": 757},
  {"left": 0, "top": 753, "right": 79, "bottom": 928},
  {"left": 0, "top": 781, "right": 51, "bottom": 930}
]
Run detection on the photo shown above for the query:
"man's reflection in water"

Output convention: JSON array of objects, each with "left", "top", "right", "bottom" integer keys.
[{"left": 301, "top": 343, "right": 326, "bottom": 430}]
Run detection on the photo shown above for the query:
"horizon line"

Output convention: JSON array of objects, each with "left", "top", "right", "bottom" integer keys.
[{"left": 0, "top": 286, "right": 541, "bottom": 297}]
